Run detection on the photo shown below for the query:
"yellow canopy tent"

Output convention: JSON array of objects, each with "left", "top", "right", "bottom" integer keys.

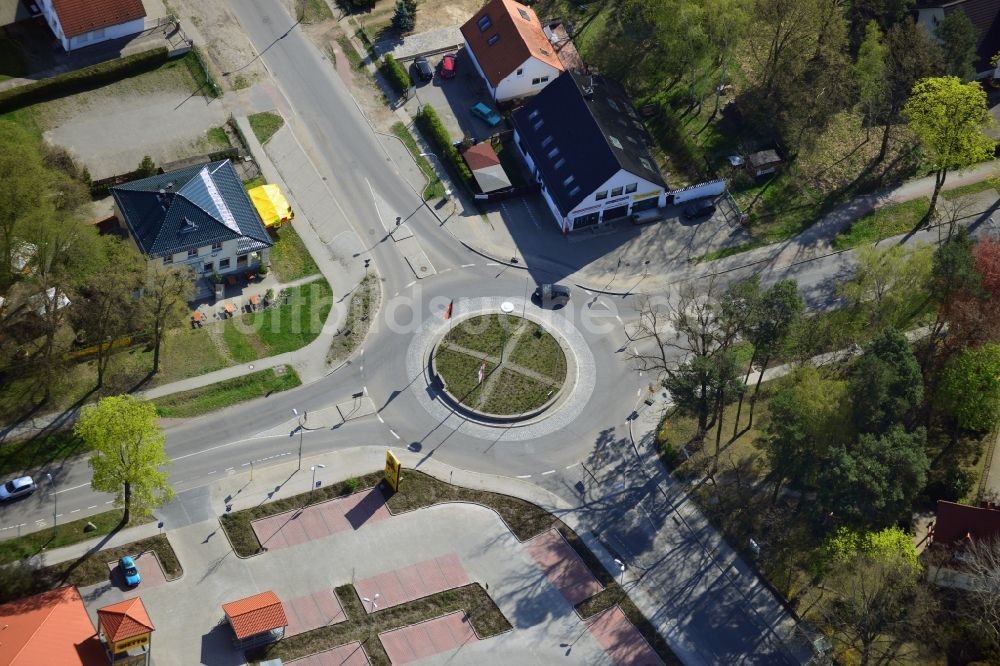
[{"left": 248, "top": 184, "right": 294, "bottom": 229}]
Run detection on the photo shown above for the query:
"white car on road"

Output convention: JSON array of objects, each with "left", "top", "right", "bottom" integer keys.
[{"left": 0, "top": 476, "right": 36, "bottom": 502}]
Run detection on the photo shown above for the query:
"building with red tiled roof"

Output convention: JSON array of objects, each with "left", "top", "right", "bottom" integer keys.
[
  {"left": 932, "top": 499, "right": 1000, "bottom": 546},
  {"left": 97, "top": 597, "right": 155, "bottom": 665},
  {"left": 0, "top": 586, "right": 105, "bottom": 666},
  {"left": 460, "top": 0, "right": 565, "bottom": 102},
  {"left": 39, "top": 0, "right": 147, "bottom": 52},
  {"left": 222, "top": 591, "right": 288, "bottom": 649},
  {"left": 462, "top": 142, "right": 513, "bottom": 193}
]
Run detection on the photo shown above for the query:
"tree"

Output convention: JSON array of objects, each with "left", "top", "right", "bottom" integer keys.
[
  {"left": 821, "top": 526, "right": 920, "bottom": 575},
  {"left": 137, "top": 155, "right": 157, "bottom": 178},
  {"left": 141, "top": 263, "right": 193, "bottom": 374},
  {"left": 854, "top": 21, "right": 889, "bottom": 141},
  {"left": 0, "top": 120, "right": 49, "bottom": 290},
  {"left": 703, "top": 0, "right": 753, "bottom": 120},
  {"left": 839, "top": 243, "right": 933, "bottom": 330},
  {"left": 937, "top": 343, "right": 1000, "bottom": 433},
  {"left": 935, "top": 9, "right": 979, "bottom": 80},
  {"left": 762, "top": 365, "right": 852, "bottom": 499},
  {"left": 960, "top": 536, "right": 1000, "bottom": 651},
  {"left": 663, "top": 350, "right": 744, "bottom": 459},
  {"left": 903, "top": 77, "right": 996, "bottom": 224},
  {"left": 391, "top": 0, "right": 415, "bottom": 33},
  {"left": 77, "top": 395, "right": 173, "bottom": 524},
  {"left": 943, "top": 237, "right": 1000, "bottom": 348},
  {"left": 851, "top": 328, "right": 923, "bottom": 435},
  {"left": 819, "top": 427, "right": 929, "bottom": 529}
]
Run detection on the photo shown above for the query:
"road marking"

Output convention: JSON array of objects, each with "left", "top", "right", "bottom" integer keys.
[
  {"left": 363, "top": 385, "right": 368, "bottom": 395},
  {"left": 105, "top": 500, "right": 114, "bottom": 504},
  {"left": 173, "top": 433, "right": 289, "bottom": 461},
  {"left": 583, "top": 288, "right": 593, "bottom": 295},
  {"left": 406, "top": 280, "right": 416, "bottom": 289},
  {"left": 360, "top": 365, "right": 364, "bottom": 372},
  {"left": 389, "top": 429, "right": 400, "bottom": 439},
  {"left": 70, "top": 509, "right": 80, "bottom": 514},
  {"left": 541, "top": 469, "right": 556, "bottom": 475},
  {"left": 56, "top": 514, "right": 63, "bottom": 518},
  {"left": 565, "top": 462, "right": 580, "bottom": 470},
  {"left": 207, "top": 470, "right": 217, "bottom": 475},
  {"left": 636, "top": 389, "right": 641, "bottom": 396},
  {"left": 88, "top": 505, "right": 97, "bottom": 509},
  {"left": 516, "top": 474, "right": 532, "bottom": 479},
  {"left": 486, "top": 262, "right": 500, "bottom": 266},
  {"left": 225, "top": 467, "right": 234, "bottom": 472},
  {"left": 441, "top": 268, "right": 452, "bottom": 273},
  {"left": 615, "top": 314, "right": 623, "bottom": 323},
  {"left": 0, "top": 523, "right": 26, "bottom": 532},
  {"left": 377, "top": 414, "right": 385, "bottom": 423},
  {"left": 360, "top": 348, "right": 365, "bottom": 356},
  {"left": 54, "top": 483, "right": 88, "bottom": 494},
  {"left": 461, "top": 263, "right": 474, "bottom": 268}
]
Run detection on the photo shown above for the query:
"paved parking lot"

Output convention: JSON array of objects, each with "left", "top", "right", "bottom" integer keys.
[
  {"left": 379, "top": 610, "right": 479, "bottom": 664},
  {"left": 355, "top": 553, "right": 470, "bottom": 612},
  {"left": 285, "top": 589, "right": 347, "bottom": 636},
  {"left": 402, "top": 48, "right": 502, "bottom": 142},
  {"left": 105, "top": 550, "right": 168, "bottom": 590},
  {"left": 288, "top": 641, "right": 370, "bottom": 665},
  {"left": 251, "top": 488, "right": 392, "bottom": 550},
  {"left": 524, "top": 529, "right": 603, "bottom": 606}
]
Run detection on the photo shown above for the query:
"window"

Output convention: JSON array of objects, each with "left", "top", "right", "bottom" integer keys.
[
  {"left": 516, "top": 68, "right": 524, "bottom": 76},
  {"left": 625, "top": 183, "right": 637, "bottom": 194},
  {"left": 533, "top": 119, "right": 544, "bottom": 130},
  {"left": 187, "top": 248, "right": 198, "bottom": 258},
  {"left": 595, "top": 190, "right": 608, "bottom": 200},
  {"left": 547, "top": 147, "right": 559, "bottom": 159},
  {"left": 518, "top": 7, "right": 530, "bottom": 20},
  {"left": 608, "top": 135, "right": 622, "bottom": 149},
  {"left": 220, "top": 258, "right": 231, "bottom": 269},
  {"left": 607, "top": 98, "right": 620, "bottom": 111},
  {"left": 487, "top": 34, "right": 499, "bottom": 46},
  {"left": 568, "top": 185, "right": 581, "bottom": 197},
  {"left": 640, "top": 157, "right": 654, "bottom": 172},
  {"left": 541, "top": 136, "right": 553, "bottom": 147},
  {"left": 477, "top": 15, "right": 491, "bottom": 31},
  {"left": 528, "top": 109, "right": 539, "bottom": 120},
  {"left": 163, "top": 255, "right": 173, "bottom": 265},
  {"left": 203, "top": 262, "right": 213, "bottom": 273},
  {"left": 211, "top": 242, "right": 222, "bottom": 252},
  {"left": 554, "top": 157, "right": 566, "bottom": 169},
  {"left": 563, "top": 174, "right": 575, "bottom": 186},
  {"left": 611, "top": 186, "right": 623, "bottom": 197},
  {"left": 531, "top": 76, "right": 549, "bottom": 85}
]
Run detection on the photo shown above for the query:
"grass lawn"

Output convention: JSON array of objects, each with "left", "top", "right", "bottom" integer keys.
[
  {"left": 390, "top": 121, "right": 446, "bottom": 199},
  {"left": 268, "top": 224, "right": 320, "bottom": 282},
  {"left": 832, "top": 197, "right": 931, "bottom": 250},
  {"left": 243, "top": 176, "right": 267, "bottom": 190},
  {"left": 0, "top": 431, "right": 90, "bottom": 478},
  {"left": 941, "top": 179, "right": 1000, "bottom": 201},
  {"left": 479, "top": 368, "right": 554, "bottom": 414},
  {"left": 154, "top": 365, "right": 301, "bottom": 418},
  {"left": 441, "top": 315, "right": 505, "bottom": 357},
  {"left": 433, "top": 347, "right": 492, "bottom": 405},
  {"left": 508, "top": 324, "right": 566, "bottom": 381},
  {"left": 299, "top": 0, "right": 333, "bottom": 23},
  {"left": 178, "top": 49, "right": 218, "bottom": 97},
  {"left": 205, "top": 125, "right": 231, "bottom": 148},
  {"left": 693, "top": 240, "right": 764, "bottom": 264},
  {"left": 248, "top": 111, "right": 284, "bottom": 145},
  {"left": 328, "top": 275, "right": 380, "bottom": 364},
  {"left": 0, "top": 509, "right": 150, "bottom": 565},
  {"left": 41, "top": 534, "right": 181, "bottom": 587}
]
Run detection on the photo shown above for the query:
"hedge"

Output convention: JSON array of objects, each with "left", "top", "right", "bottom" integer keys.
[
  {"left": 415, "top": 105, "right": 474, "bottom": 188},
  {"left": 380, "top": 54, "right": 411, "bottom": 96},
  {"left": 0, "top": 47, "right": 170, "bottom": 113}
]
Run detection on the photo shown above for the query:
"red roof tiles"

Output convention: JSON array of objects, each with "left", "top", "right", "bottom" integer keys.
[
  {"left": 223, "top": 591, "right": 289, "bottom": 640},
  {"left": 933, "top": 500, "right": 1000, "bottom": 545},
  {"left": 0, "top": 586, "right": 104, "bottom": 666},
  {"left": 460, "top": 0, "right": 563, "bottom": 88},
  {"left": 50, "top": 0, "right": 146, "bottom": 39},
  {"left": 97, "top": 597, "right": 155, "bottom": 642},
  {"left": 462, "top": 143, "right": 501, "bottom": 171}
]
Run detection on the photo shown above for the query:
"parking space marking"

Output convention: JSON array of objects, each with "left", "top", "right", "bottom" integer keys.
[
  {"left": 541, "top": 469, "right": 556, "bottom": 476},
  {"left": 516, "top": 474, "right": 532, "bottom": 479},
  {"left": 389, "top": 429, "right": 400, "bottom": 439},
  {"left": 88, "top": 505, "right": 97, "bottom": 509},
  {"left": 461, "top": 263, "right": 474, "bottom": 268}
]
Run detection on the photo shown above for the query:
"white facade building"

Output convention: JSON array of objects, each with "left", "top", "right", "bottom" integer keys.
[{"left": 37, "top": 0, "right": 145, "bottom": 52}]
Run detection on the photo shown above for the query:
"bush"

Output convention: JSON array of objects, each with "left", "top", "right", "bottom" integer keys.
[
  {"left": 415, "top": 105, "right": 474, "bottom": 188},
  {"left": 0, "top": 47, "right": 169, "bottom": 113},
  {"left": 344, "top": 477, "right": 359, "bottom": 493},
  {"left": 380, "top": 54, "right": 411, "bottom": 96}
]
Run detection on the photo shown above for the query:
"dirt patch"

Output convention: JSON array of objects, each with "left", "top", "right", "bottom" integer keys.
[
  {"left": 165, "top": 0, "right": 268, "bottom": 91},
  {"left": 353, "top": 0, "right": 480, "bottom": 35}
]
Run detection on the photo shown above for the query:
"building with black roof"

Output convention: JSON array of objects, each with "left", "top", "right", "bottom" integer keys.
[
  {"left": 111, "top": 160, "right": 273, "bottom": 296},
  {"left": 511, "top": 71, "right": 667, "bottom": 232}
]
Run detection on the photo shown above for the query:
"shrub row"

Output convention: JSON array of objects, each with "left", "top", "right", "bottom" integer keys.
[
  {"left": 188, "top": 45, "right": 221, "bottom": 98},
  {"left": 380, "top": 54, "right": 411, "bottom": 96},
  {"left": 0, "top": 47, "right": 169, "bottom": 113},
  {"left": 415, "top": 105, "right": 474, "bottom": 188}
]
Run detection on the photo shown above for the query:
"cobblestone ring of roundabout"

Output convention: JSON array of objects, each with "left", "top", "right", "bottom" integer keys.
[{"left": 405, "top": 296, "right": 597, "bottom": 442}]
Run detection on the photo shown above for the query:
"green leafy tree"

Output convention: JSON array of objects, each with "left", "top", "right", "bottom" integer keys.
[
  {"left": 821, "top": 526, "right": 920, "bottom": 575},
  {"left": 0, "top": 121, "right": 49, "bottom": 290},
  {"left": 664, "top": 350, "right": 744, "bottom": 459},
  {"left": 851, "top": 328, "right": 923, "bottom": 435},
  {"left": 819, "top": 427, "right": 929, "bottom": 529},
  {"left": 137, "top": 155, "right": 157, "bottom": 177},
  {"left": 762, "top": 366, "right": 852, "bottom": 499},
  {"left": 839, "top": 243, "right": 933, "bottom": 330},
  {"left": 904, "top": 76, "right": 996, "bottom": 224},
  {"left": 938, "top": 343, "right": 1000, "bottom": 433},
  {"left": 142, "top": 264, "right": 194, "bottom": 374},
  {"left": 935, "top": 9, "right": 979, "bottom": 80},
  {"left": 854, "top": 21, "right": 889, "bottom": 141},
  {"left": 392, "top": 0, "right": 415, "bottom": 33},
  {"left": 77, "top": 395, "right": 173, "bottom": 524}
]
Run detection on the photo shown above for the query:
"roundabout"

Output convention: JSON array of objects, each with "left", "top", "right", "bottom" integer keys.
[{"left": 432, "top": 309, "right": 569, "bottom": 421}]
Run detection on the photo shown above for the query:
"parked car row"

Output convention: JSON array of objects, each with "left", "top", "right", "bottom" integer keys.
[{"left": 412, "top": 53, "right": 457, "bottom": 83}]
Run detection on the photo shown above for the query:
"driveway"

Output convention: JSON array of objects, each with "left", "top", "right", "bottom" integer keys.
[{"left": 403, "top": 48, "right": 501, "bottom": 142}]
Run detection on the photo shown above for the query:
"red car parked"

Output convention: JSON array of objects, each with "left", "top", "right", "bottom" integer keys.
[{"left": 440, "top": 53, "right": 456, "bottom": 79}]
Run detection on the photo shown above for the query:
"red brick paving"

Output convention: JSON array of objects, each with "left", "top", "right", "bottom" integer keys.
[
  {"left": 287, "top": 641, "right": 370, "bottom": 665},
  {"left": 105, "top": 550, "right": 168, "bottom": 590},
  {"left": 379, "top": 611, "right": 478, "bottom": 665},
  {"left": 251, "top": 489, "right": 391, "bottom": 551},
  {"left": 524, "top": 529, "right": 603, "bottom": 606},
  {"left": 585, "top": 606, "right": 664, "bottom": 666},
  {"left": 355, "top": 553, "right": 469, "bottom": 613},
  {"left": 285, "top": 590, "right": 347, "bottom": 637}
]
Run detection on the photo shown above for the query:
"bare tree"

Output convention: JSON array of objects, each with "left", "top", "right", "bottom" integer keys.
[{"left": 961, "top": 536, "right": 1000, "bottom": 648}]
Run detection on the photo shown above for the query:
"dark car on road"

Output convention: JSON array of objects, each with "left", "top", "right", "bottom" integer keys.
[
  {"left": 682, "top": 198, "right": 716, "bottom": 220},
  {"left": 413, "top": 56, "right": 433, "bottom": 82},
  {"left": 532, "top": 284, "right": 571, "bottom": 309},
  {"left": 0, "top": 476, "right": 36, "bottom": 502}
]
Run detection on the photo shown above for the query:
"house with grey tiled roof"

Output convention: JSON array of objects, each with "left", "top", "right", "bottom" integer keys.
[{"left": 111, "top": 160, "right": 272, "bottom": 297}]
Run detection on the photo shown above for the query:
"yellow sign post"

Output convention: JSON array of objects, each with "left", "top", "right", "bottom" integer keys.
[{"left": 385, "top": 450, "right": 401, "bottom": 491}]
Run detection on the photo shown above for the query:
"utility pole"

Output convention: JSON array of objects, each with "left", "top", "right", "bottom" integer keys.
[
  {"left": 292, "top": 409, "right": 307, "bottom": 470},
  {"left": 46, "top": 473, "right": 56, "bottom": 538}
]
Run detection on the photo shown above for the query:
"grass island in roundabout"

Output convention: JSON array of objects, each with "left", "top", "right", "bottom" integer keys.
[{"left": 431, "top": 309, "right": 569, "bottom": 420}]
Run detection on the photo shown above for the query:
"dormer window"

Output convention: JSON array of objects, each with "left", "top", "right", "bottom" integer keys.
[
  {"left": 528, "top": 109, "right": 539, "bottom": 120},
  {"left": 563, "top": 174, "right": 575, "bottom": 186},
  {"left": 541, "top": 136, "right": 553, "bottom": 147},
  {"left": 518, "top": 7, "right": 530, "bottom": 20},
  {"left": 569, "top": 185, "right": 581, "bottom": 197},
  {"left": 548, "top": 147, "right": 559, "bottom": 159},
  {"left": 533, "top": 118, "right": 544, "bottom": 130},
  {"left": 179, "top": 217, "right": 199, "bottom": 233},
  {"left": 487, "top": 34, "right": 499, "bottom": 46},
  {"left": 554, "top": 157, "right": 566, "bottom": 169},
  {"left": 477, "top": 15, "right": 491, "bottom": 31}
]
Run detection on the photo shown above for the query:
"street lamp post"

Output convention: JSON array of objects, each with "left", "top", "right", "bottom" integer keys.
[
  {"left": 614, "top": 558, "right": 626, "bottom": 587},
  {"left": 292, "top": 409, "right": 307, "bottom": 471},
  {"left": 362, "top": 593, "right": 381, "bottom": 642},
  {"left": 499, "top": 301, "right": 514, "bottom": 364},
  {"left": 310, "top": 464, "right": 326, "bottom": 494},
  {"left": 419, "top": 152, "right": 452, "bottom": 200},
  {"left": 45, "top": 473, "right": 56, "bottom": 538}
]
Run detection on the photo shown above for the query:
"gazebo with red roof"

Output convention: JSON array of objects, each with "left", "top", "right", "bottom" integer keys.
[
  {"left": 222, "top": 591, "right": 288, "bottom": 649},
  {"left": 97, "top": 597, "right": 155, "bottom": 665}
]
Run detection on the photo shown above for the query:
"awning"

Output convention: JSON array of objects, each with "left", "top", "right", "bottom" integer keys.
[{"left": 248, "top": 184, "right": 294, "bottom": 229}]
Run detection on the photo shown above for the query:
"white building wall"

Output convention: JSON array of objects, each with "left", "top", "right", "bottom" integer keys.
[
  {"left": 493, "top": 57, "right": 561, "bottom": 102},
  {"left": 66, "top": 18, "right": 145, "bottom": 51},
  {"left": 564, "top": 169, "right": 666, "bottom": 231},
  {"left": 462, "top": 38, "right": 498, "bottom": 101}
]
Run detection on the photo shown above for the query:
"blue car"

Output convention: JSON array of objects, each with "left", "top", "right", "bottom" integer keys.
[
  {"left": 470, "top": 102, "right": 502, "bottom": 127},
  {"left": 119, "top": 555, "right": 141, "bottom": 587}
]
